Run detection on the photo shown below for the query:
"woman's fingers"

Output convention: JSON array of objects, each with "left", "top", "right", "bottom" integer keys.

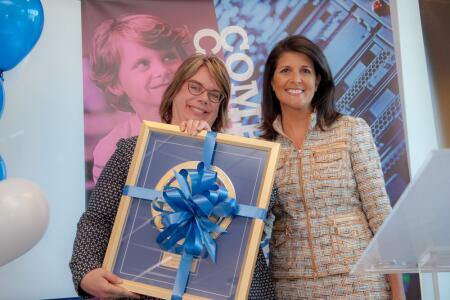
[
  {"left": 103, "top": 271, "right": 122, "bottom": 284},
  {"left": 80, "top": 268, "right": 139, "bottom": 299},
  {"left": 179, "top": 120, "right": 187, "bottom": 132},
  {"left": 188, "top": 119, "right": 201, "bottom": 135},
  {"left": 179, "top": 120, "right": 211, "bottom": 135},
  {"left": 196, "top": 120, "right": 211, "bottom": 132},
  {"left": 185, "top": 119, "right": 194, "bottom": 134}
]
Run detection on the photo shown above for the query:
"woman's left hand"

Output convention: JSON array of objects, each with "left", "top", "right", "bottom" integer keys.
[{"left": 179, "top": 120, "right": 211, "bottom": 135}]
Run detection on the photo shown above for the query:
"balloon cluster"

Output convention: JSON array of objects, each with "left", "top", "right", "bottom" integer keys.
[{"left": 0, "top": 0, "right": 49, "bottom": 267}]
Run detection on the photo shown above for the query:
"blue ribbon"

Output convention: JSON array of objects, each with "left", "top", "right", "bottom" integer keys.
[
  {"left": 123, "top": 131, "right": 266, "bottom": 299},
  {"left": 202, "top": 131, "right": 217, "bottom": 168}
]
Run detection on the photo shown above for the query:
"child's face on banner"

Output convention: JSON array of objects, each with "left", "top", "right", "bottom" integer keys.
[{"left": 115, "top": 37, "right": 182, "bottom": 110}]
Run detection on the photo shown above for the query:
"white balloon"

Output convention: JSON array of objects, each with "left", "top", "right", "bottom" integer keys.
[{"left": 0, "top": 178, "right": 49, "bottom": 267}]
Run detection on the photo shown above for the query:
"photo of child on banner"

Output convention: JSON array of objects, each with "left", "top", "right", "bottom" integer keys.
[
  {"left": 87, "top": 14, "right": 189, "bottom": 183},
  {"left": 81, "top": 0, "right": 220, "bottom": 189}
]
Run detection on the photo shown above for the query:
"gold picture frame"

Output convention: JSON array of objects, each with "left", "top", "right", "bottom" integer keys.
[{"left": 103, "top": 121, "right": 279, "bottom": 299}]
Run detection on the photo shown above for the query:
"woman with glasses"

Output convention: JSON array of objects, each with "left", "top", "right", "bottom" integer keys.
[
  {"left": 159, "top": 54, "right": 229, "bottom": 134},
  {"left": 70, "top": 54, "right": 276, "bottom": 299}
]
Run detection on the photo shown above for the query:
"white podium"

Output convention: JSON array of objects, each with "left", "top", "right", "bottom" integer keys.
[{"left": 351, "top": 150, "right": 450, "bottom": 300}]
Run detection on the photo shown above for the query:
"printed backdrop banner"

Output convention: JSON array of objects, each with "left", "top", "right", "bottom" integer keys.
[{"left": 81, "top": 0, "right": 416, "bottom": 297}]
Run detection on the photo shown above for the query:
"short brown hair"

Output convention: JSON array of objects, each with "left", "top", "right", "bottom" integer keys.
[
  {"left": 90, "top": 14, "right": 189, "bottom": 112},
  {"left": 160, "top": 54, "right": 231, "bottom": 132}
]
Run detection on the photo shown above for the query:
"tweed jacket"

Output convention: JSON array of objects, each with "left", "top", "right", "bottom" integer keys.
[
  {"left": 270, "top": 114, "right": 392, "bottom": 279},
  {"left": 70, "top": 136, "right": 276, "bottom": 299}
]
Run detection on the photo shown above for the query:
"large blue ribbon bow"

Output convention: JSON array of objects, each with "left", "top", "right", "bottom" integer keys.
[
  {"left": 153, "top": 161, "right": 235, "bottom": 263},
  {"left": 123, "top": 131, "right": 266, "bottom": 300}
]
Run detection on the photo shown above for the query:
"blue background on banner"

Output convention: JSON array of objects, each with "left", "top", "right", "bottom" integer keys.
[{"left": 215, "top": 0, "right": 409, "bottom": 206}]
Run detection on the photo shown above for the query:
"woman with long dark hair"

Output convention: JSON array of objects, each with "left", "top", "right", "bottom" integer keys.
[{"left": 261, "top": 35, "right": 404, "bottom": 299}]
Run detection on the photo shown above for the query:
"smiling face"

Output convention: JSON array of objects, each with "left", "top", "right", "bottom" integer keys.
[
  {"left": 170, "top": 66, "right": 221, "bottom": 127},
  {"left": 271, "top": 51, "right": 321, "bottom": 113},
  {"left": 110, "top": 37, "right": 183, "bottom": 110}
]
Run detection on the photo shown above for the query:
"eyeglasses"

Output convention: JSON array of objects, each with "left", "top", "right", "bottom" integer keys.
[{"left": 186, "top": 80, "right": 225, "bottom": 103}]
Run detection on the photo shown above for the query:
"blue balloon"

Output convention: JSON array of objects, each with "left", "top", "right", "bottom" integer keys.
[
  {"left": 0, "top": 0, "right": 44, "bottom": 71},
  {"left": 0, "top": 79, "right": 4, "bottom": 119},
  {"left": 0, "top": 155, "right": 6, "bottom": 181}
]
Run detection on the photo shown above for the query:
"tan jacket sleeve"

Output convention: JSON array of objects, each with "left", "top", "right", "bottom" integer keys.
[{"left": 350, "top": 117, "right": 392, "bottom": 234}]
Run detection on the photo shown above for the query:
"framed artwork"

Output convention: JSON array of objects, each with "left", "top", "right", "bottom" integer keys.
[{"left": 103, "top": 121, "right": 279, "bottom": 299}]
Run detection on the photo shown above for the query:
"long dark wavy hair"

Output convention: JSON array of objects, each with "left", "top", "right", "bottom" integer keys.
[{"left": 260, "top": 35, "right": 341, "bottom": 140}]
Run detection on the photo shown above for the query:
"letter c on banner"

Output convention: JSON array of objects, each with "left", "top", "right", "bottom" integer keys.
[
  {"left": 226, "top": 53, "right": 254, "bottom": 82},
  {"left": 194, "top": 29, "right": 222, "bottom": 55},
  {"left": 221, "top": 26, "right": 250, "bottom": 52}
]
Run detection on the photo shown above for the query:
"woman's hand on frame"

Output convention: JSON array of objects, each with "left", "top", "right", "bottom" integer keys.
[
  {"left": 179, "top": 119, "right": 212, "bottom": 135},
  {"left": 80, "top": 268, "right": 139, "bottom": 299}
]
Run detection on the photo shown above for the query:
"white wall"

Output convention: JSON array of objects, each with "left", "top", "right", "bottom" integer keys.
[
  {"left": 0, "top": 0, "right": 84, "bottom": 299},
  {"left": 391, "top": 0, "right": 439, "bottom": 178}
]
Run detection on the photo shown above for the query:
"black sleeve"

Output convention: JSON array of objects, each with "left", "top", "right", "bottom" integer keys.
[
  {"left": 248, "top": 247, "right": 277, "bottom": 299},
  {"left": 248, "top": 186, "right": 277, "bottom": 299},
  {"left": 69, "top": 137, "right": 137, "bottom": 298}
]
